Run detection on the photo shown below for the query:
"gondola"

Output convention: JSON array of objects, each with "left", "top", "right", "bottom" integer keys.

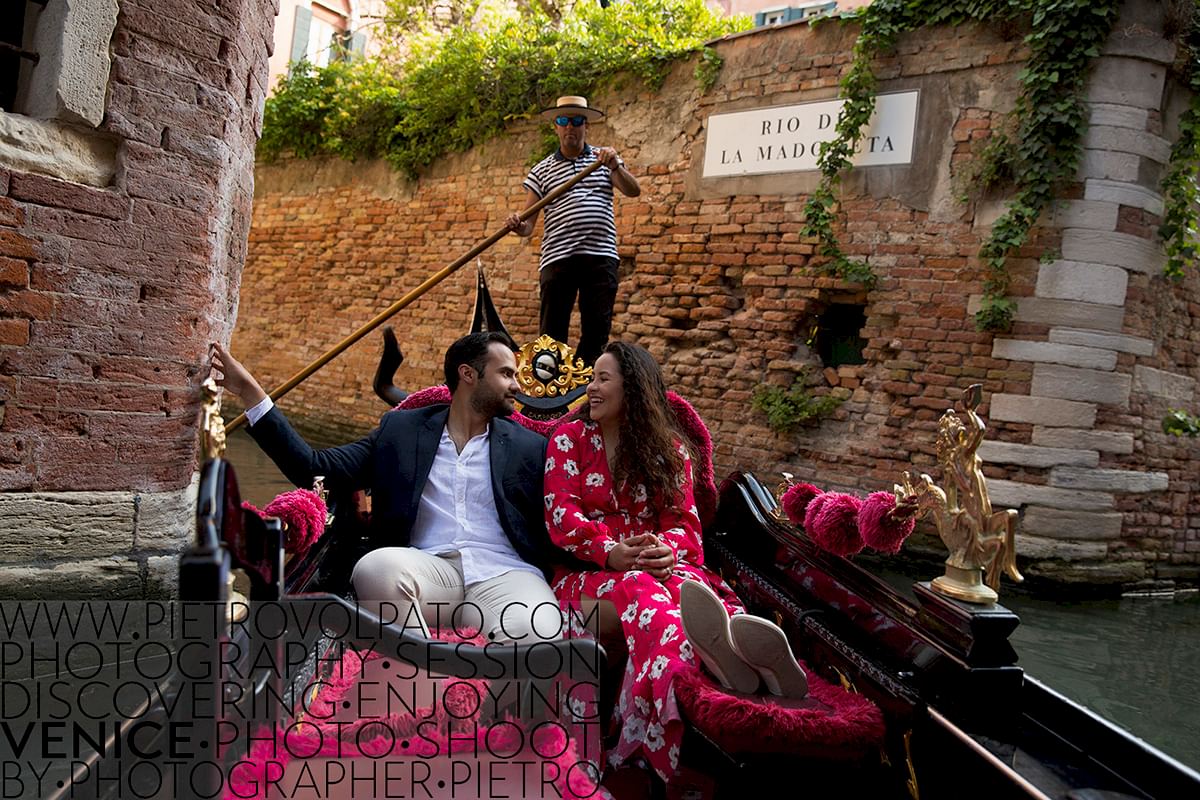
[{"left": 138, "top": 267, "right": 1199, "bottom": 800}]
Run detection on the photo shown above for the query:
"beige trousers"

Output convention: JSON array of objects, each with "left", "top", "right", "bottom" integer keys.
[{"left": 351, "top": 547, "right": 562, "bottom": 642}]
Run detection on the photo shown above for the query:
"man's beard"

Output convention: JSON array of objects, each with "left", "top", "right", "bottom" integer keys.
[{"left": 472, "top": 385, "right": 515, "bottom": 418}]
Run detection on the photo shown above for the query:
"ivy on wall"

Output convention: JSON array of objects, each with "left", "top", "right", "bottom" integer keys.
[
  {"left": 1163, "top": 409, "right": 1200, "bottom": 437},
  {"left": 259, "top": 0, "right": 748, "bottom": 176},
  {"left": 1160, "top": 4, "right": 1200, "bottom": 280},
  {"left": 799, "top": 0, "right": 1124, "bottom": 332}
]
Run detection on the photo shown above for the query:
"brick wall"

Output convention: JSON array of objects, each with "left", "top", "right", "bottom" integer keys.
[
  {"left": 238, "top": 2, "right": 1198, "bottom": 588},
  {"left": 0, "top": 0, "right": 278, "bottom": 598}
]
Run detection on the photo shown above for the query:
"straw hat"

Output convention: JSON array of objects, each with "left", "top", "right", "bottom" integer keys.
[{"left": 540, "top": 95, "right": 605, "bottom": 123}]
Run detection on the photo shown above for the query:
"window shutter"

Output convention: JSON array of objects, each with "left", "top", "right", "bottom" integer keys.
[
  {"left": 753, "top": 11, "right": 765, "bottom": 26},
  {"left": 350, "top": 32, "right": 366, "bottom": 56},
  {"left": 290, "top": 6, "right": 313, "bottom": 64},
  {"left": 787, "top": 7, "right": 805, "bottom": 22}
]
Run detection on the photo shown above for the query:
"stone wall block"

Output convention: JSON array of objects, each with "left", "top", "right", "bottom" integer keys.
[
  {"left": 989, "top": 479, "right": 1114, "bottom": 511},
  {"left": 134, "top": 476, "right": 199, "bottom": 551},
  {"left": 990, "top": 394, "right": 1098, "bottom": 428},
  {"left": 1032, "top": 427, "right": 1135, "bottom": 454},
  {"left": 1022, "top": 506, "right": 1125, "bottom": 540},
  {"left": 1082, "top": 125, "right": 1172, "bottom": 164},
  {"left": 1076, "top": 150, "right": 1140, "bottom": 182},
  {"left": 1035, "top": 260, "right": 1128, "bottom": 305},
  {"left": 0, "top": 558, "right": 142, "bottom": 600},
  {"left": 1049, "top": 467, "right": 1169, "bottom": 493},
  {"left": 992, "top": 339, "right": 1118, "bottom": 371},
  {"left": 1085, "top": 56, "right": 1167, "bottom": 109},
  {"left": 0, "top": 492, "right": 135, "bottom": 562},
  {"left": 1061, "top": 229, "right": 1165, "bottom": 274},
  {"left": 1030, "top": 363, "right": 1132, "bottom": 407},
  {"left": 1017, "top": 535, "right": 1108, "bottom": 561},
  {"left": 1083, "top": 178, "right": 1163, "bottom": 216},
  {"left": 1047, "top": 328, "right": 1154, "bottom": 356},
  {"left": 968, "top": 295, "right": 1126, "bottom": 332},
  {"left": 1133, "top": 365, "right": 1196, "bottom": 403},
  {"left": 978, "top": 440, "right": 1099, "bottom": 468},
  {"left": 1045, "top": 200, "right": 1120, "bottom": 231},
  {"left": 1087, "top": 103, "right": 1149, "bottom": 131}
]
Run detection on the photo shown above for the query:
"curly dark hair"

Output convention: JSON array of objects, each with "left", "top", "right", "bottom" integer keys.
[{"left": 579, "top": 341, "right": 687, "bottom": 513}]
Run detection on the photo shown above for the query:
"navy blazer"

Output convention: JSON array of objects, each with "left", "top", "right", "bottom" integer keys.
[{"left": 247, "top": 404, "right": 552, "bottom": 574}]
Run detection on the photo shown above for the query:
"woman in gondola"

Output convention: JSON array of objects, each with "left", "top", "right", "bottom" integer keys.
[{"left": 544, "top": 341, "right": 808, "bottom": 788}]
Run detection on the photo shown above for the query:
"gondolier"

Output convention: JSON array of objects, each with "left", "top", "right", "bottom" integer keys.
[{"left": 506, "top": 95, "right": 640, "bottom": 366}]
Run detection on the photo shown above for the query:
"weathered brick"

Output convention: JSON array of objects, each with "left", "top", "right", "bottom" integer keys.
[{"left": 9, "top": 173, "right": 131, "bottom": 220}]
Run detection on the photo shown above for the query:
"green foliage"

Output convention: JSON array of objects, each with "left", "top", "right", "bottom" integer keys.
[
  {"left": 1163, "top": 409, "right": 1200, "bottom": 438},
  {"left": 260, "top": 0, "right": 750, "bottom": 175},
  {"left": 1160, "top": 5, "right": 1200, "bottom": 280},
  {"left": 799, "top": 0, "right": 1121, "bottom": 324},
  {"left": 752, "top": 375, "right": 843, "bottom": 433},
  {"left": 694, "top": 47, "right": 724, "bottom": 93}
]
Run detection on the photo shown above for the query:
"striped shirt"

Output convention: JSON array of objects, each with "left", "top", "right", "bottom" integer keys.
[{"left": 524, "top": 144, "right": 621, "bottom": 270}]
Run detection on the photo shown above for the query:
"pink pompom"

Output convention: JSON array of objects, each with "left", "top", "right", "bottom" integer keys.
[
  {"left": 263, "top": 489, "right": 327, "bottom": 554},
  {"left": 807, "top": 491, "right": 864, "bottom": 556},
  {"left": 782, "top": 482, "right": 823, "bottom": 524},
  {"left": 858, "top": 491, "right": 916, "bottom": 555}
]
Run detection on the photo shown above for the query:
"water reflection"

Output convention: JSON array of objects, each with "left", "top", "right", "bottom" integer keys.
[
  {"left": 224, "top": 429, "right": 293, "bottom": 509},
  {"left": 219, "top": 433, "right": 1200, "bottom": 770}
]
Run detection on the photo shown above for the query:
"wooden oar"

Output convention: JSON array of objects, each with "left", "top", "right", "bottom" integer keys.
[{"left": 224, "top": 158, "right": 603, "bottom": 433}]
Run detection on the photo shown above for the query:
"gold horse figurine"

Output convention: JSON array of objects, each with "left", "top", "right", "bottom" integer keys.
[{"left": 897, "top": 385, "right": 1022, "bottom": 604}]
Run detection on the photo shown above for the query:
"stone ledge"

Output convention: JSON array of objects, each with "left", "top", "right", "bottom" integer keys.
[
  {"left": 978, "top": 440, "right": 1099, "bottom": 468},
  {"left": 1032, "top": 426, "right": 1134, "bottom": 454},
  {"left": 1031, "top": 363, "right": 1132, "bottom": 408},
  {"left": 1022, "top": 560, "right": 1146, "bottom": 585},
  {"left": 135, "top": 475, "right": 198, "bottom": 551},
  {"left": 1082, "top": 125, "right": 1172, "bottom": 165},
  {"left": 0, "top": 557, "right": 141, "bottom": 600},
  {"left": 989, "top": 479, "right": 1114, "bottom": 511},
  {"left": 1075, "top": 149, "right": 1139, "bottom": 183},
  {"left": 992, "top": 339, "right": 1117, "bottom": 371},
  {"left": 1087, "top": 104, "right": 1149, "bottom": 132},
  {"left": 1022, "top": 506, "right": 1124, "bottom": 540},
  {"left": 1083, "top": 178, "right": 1163, "bottom": 216},
  {"left": 1044, "top": 199, "right": 1120, "bottom": 231},
  {"left": 1035, "top": 260, "right": 1127, "bottom": 306},
  {"left": 1085, "top": 56, "right": 1166, "bottom": 110},
  {"left": 968, "top": 295, "right": 1125, "bottom": 332},
  {"left": 1060, "top": 229, "right": 1164, "bottom": 275},
  {"left": 1048, "top": 328, "right": 1154, "bottom": 357},
  {"left": 990, "top": 394, "right": 1098, "bottom": 428},
  {"left": 1016, "top": 535, "right": 1108, "bottom": 561},
  {"left": 0, "top": 492, "right": 135, "bottom": 563},
  {"left": 1048, "top": 467, "right": 1169, "bottom": 493}
]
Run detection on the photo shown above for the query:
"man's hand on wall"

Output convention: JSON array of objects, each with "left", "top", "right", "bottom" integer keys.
[{"left": 209, "top": 343, "right": 268, "bottom": 407}]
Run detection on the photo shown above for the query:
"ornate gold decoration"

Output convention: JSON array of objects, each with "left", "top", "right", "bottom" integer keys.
[
  {"left": 770, "top": 472, "right": 795, "bottom": 521},
  {"left": 515, "top": 335, "right": 592, "bottom": 399},
  {"left": 903, "top": 730, "right": 920, "bottom": 800},
  {"left": 831, "top": 665, "right": 858, "bottom": 694},
  {"left": 200, "top": 378, "right": 227, "bottom": 460},
  {"left": 313, "top": 475, "right": 334, "bottom": 527},
  {"left": 896, "top": 385, "right": 1022, "bottom": 604}
]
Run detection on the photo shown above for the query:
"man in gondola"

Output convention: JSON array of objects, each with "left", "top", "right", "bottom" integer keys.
[
  {"left": 505, "top": 95, "right": 641, "bottom": 367},
  {"left": 209, "top": 333, "right": 562, "bottom": 643}
]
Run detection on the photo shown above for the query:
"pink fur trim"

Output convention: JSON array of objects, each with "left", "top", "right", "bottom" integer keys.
[
  {"left": 674, "top": 663, "right": 885, "bottom": 758},
  {"left": 241, "top": 488, "right": 327, "bottom": 555},
  {"left": 223, "top": 628, "right": 600, "bottom": 800},
  {"left": 858, "top": 491, "right": 916, "bottom": 555},
  {"left": 806, "top": 491, "right": 864, "bottom": 556},
  {"left": 781, "top": 482, "right": 822, "bottom": 524}
]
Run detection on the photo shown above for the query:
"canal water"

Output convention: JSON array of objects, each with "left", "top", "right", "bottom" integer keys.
[{"left": 224, "top": 429, "right": 1200, "bottom": 770}]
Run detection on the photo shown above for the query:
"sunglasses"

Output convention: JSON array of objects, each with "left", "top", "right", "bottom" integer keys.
[{"left": 554, "top": 115, "right": 587, "bottom": 127}]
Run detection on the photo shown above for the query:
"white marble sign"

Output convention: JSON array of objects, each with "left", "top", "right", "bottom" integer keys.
[{"left": 702, "top": 91, "right": 920, "bottom": 178}]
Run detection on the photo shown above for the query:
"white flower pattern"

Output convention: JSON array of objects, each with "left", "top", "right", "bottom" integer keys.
[{"left": 541, "top": 419, "right": 743, "bottom": 783}]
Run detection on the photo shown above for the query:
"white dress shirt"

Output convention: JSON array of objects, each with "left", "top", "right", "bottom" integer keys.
[{"left": 246, "top": 397, "right": 540, "bottom": 585}]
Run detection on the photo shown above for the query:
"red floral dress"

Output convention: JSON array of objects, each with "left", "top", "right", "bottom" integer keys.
[{"left": 544, "top": 419, "right": 743, "bottom": 782}]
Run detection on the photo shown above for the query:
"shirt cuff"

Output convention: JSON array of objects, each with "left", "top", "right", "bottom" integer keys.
[{"left": 245, "top": 396, "right": 274, "bottom": 426}]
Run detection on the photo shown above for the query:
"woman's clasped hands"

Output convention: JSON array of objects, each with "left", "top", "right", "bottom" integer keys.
[{"left": 605, "top": 533, "right": 675, "bottom": 580}]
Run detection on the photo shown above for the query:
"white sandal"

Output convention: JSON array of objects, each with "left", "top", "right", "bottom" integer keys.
[
  {"left": 729, "top": 614, "right": 808, "bottom": 699},
  {"left": 679, "top": 580, "right": 760, "bottom": 694}
]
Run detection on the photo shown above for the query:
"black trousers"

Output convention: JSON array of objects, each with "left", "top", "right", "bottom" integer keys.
[{"left": 539, "top": 254, "right": 619, "bottom": 367}]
